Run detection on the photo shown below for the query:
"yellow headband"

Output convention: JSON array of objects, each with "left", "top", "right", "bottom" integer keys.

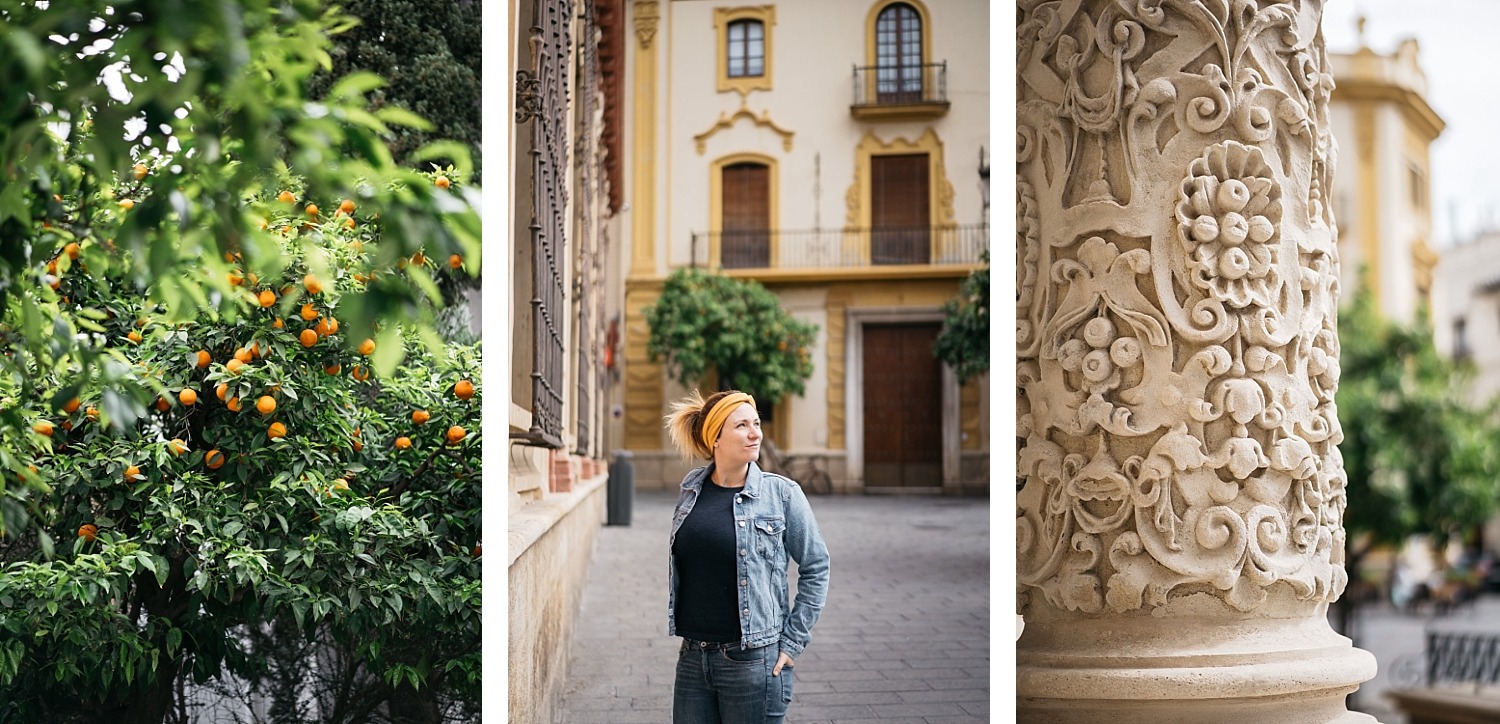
[{"left": 701, "top": 392, "right": 756, "bottom": 452}]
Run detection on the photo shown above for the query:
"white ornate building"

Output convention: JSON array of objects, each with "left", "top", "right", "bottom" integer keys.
[{"left": 612, "top": 0, "right": 991, "bottom": 493}]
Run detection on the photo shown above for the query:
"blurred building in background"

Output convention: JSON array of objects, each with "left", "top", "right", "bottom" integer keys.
[
  {"left": 611, "top": 0, "right": 991, "bottom": 493},
  {"left": 1328, "top": 35, "right": 1445, "bottom": 324}
]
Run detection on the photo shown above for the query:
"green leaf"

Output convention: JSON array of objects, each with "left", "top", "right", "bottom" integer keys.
[{"left": 327, "top": 71, "right": 387, "bottom": 101}]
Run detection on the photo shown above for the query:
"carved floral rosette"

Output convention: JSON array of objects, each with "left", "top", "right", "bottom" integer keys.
[{"left": 1017, "top": 0, "right": 1346, "bottom": 617}]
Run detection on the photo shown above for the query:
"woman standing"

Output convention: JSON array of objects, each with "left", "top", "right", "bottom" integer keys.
[{"left": 665, "top": 390, "right": 831, "bottom": 723}]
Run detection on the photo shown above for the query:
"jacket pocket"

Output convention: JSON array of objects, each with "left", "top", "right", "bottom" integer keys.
[{"left": 753, "top": 516, "right": 786, "bottom": 557}]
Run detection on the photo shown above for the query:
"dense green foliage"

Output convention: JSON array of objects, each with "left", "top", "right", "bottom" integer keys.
[
  {"left": 645, "top": 269, "right": 817, "bottom": 405},
  {"left": 0, "top": 2, "right": 482, "bottom": 719},
  {"left": 0, "top": 207, "right": 481, "bottom": 722},
  {"left": 934, "top": 251, "right": 989, "bottom": 385},
  {"left": 308, "top": 0, "right": 482, "bottom": 175},
  {"left": 0, "top": 0, "right": 479, "bottom": 540},
  {"left": 1336, "top": 287, "right": 1500, "bottom": 553}
]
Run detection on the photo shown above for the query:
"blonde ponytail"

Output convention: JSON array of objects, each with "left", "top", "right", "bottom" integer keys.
[{"left": 664, "top": 389, "right": 745, "bottom": 460}]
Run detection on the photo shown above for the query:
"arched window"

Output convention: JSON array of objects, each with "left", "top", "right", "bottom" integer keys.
[
  {"left": 875, "top": 3, "right": 922, "bottom": 103},
  {"left": 726, "top": 19, "right": 765, "bottom": 78}
]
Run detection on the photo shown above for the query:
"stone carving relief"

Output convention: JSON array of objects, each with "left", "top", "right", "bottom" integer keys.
[{"left": 1017, "top": 0, "right": 1346, "bottom": 616}]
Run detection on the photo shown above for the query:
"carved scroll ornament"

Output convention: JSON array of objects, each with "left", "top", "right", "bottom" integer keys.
[{"left": 1017, "top": 0, "right": 1346, "bottom": 616}]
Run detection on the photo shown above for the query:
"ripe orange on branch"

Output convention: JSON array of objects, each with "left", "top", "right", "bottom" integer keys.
[
  {"left": 205, "top": 450, "right": 226, "bottom": 469},
  {"left": 169, "top": 439, "right": 188, "bottom": 456},
  {"left": 32, "top": 421, "right": 54, "bottom": 437},
  {"left": 256, "top": 396, "right": 277, "bottom": 415},
  {"left": 124, "top": 465, "right": 141, "bottom": 481},
  {"left": 78, "top": 524, "right": 98, "bottom": 542},
  {"left": 258, "top": 289, "right": 276, "bottom": 308},
  {"left": 446, "top": 426, "right": 466, "bottom": 445},
  {"left": 454, "top": 379, "right": 475, "bottom": 400},
  {"left": 299, "top": 329, "right": 318, "bottom": 348},
  {"left": 62, "top": 397, "right": 81, "bottom": 414},
  {"left": 277, "top": 190, "right": 296, "bottom": 203},
  {"left": 303, "top": 274, "right": 323, "bottom": 294},
  {"left": 394, "top": 436, "right": 412, "bottom": 450},
  {"left": 412, "top": 410, "right": 430, "bottom": 425},
  {"left": 357, "top": 339, "right": 375, "bottom": 356},
  {"left": 178, "top": 389, "right": 198, "bottom": 406},
  {"left": 195, "top": 350, "right": 212, "bottom": 368},
  {"left": 267, "top": 422, "right": 287, "bottom": 440}
]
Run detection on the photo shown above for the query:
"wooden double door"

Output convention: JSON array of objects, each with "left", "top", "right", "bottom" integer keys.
[{"left": 861, "top": 322, "right": 943, "bottom": 487}]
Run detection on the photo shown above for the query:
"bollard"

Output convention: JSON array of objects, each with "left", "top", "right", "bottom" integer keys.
[{"left": 607, "top": 450, "right": 634, "bottom": 526}]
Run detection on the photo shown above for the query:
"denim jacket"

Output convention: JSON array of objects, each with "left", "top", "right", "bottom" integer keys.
[{"left": 668, "top": 461, "right": 830, "bottom": 657}]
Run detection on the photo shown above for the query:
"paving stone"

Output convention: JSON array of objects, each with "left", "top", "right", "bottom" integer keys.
[
  {"left": 865, "top": 703, "right": 968, "bottom": 717},
  {"left": 550, "top": 491, "right": 989, "bottom": 724}
]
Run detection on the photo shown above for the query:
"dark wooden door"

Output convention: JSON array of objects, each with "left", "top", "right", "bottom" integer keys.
[
  {"left": 871, "top": 154, "right": 929, "bottom": 265},
  {"left": 862, "top": 322, "right": 943, "bottom": 487},
  {"left": 721, "top": 162, "right": 770, "bottom": 268}
]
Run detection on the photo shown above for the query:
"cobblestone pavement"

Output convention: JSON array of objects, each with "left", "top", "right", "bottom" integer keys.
[{"left": 555, "top": 490, "right": 990, "bottom": 724}]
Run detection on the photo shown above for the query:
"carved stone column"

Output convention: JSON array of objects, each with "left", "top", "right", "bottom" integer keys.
[{"left": 1016, "top": 2, "right": 1377, "bottom": 721}]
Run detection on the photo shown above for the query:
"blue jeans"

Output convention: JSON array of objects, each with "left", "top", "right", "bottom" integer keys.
[{"left": 673, "top": 639, "right": 793, "bottom": 723}]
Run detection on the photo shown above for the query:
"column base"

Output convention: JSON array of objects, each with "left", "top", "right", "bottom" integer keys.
[{"left": 1018, "top": 600, "right": 1380, "bottom": 723}]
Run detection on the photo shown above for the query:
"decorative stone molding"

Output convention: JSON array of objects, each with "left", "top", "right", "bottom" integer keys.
[
  {"left": 1016, "top": 1, "right": 1376, "bottom": 720},
  {"left": 632, "top": 0, "right": 659, "bottom": 49},
  {"left": 693, "top": 103, "right": 795, "bottom": 154}
]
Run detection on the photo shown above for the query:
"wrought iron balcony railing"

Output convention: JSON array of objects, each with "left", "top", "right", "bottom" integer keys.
[
  {"left": 691, "top": 224, "right": 987, "bottom": 272},
  {"left": 1424, "top": 631, "right": 1500, "bottom": 689},
  {"left": 851, "top": 61, "right": 950, "bottom": 113}
]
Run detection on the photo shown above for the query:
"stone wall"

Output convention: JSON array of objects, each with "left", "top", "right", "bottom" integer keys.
[{"left": 507, "top": 471, "right": 608, "bottom": 724}]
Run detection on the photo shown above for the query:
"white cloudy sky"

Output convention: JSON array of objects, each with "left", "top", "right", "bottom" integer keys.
[{"left": 1322, "top": 0, "right": 1500, "bottom": 247}]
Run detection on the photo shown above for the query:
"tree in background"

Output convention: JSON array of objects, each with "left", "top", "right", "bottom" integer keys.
[
  {"left": 308, "top": 0, "right": 482, "bottom": 176},
  {"left": 645, "top": 269, "right": 817, "bottom": 407},
  {"left": 0, "top": 1, "right": 480, "bottom": 536},
  {"left": 1333, "top": 286, "right": 1500, "bottom": 635},
  {"left": 0, "top": 190, "right": 480, "bottom": 723},
  {"left": 934, "top": 250, "right": 989, "bottom": 384}
]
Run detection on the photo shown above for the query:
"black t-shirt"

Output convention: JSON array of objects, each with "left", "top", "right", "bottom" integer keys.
[{"left": 673, "top": 480, "right": 743, "bottom": 643}]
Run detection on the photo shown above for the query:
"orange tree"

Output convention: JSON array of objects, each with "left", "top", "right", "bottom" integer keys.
[
  {"left": 0, "top": 190, "right": 481, "bottom": 722},
  {"left": 0, "top": 1, "right": 482, "bottom": 538},
  {"left": 645, "top": 268, "right": 817, "bottom": 404}
]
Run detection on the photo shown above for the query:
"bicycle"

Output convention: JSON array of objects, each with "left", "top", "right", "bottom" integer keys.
[{"left": 759, "top": 438, "right": 833, "bottom": 495}]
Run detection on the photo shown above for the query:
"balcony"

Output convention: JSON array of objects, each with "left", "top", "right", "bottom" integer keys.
[
  {"left": 850, "top": 62, "right": 950, "bottom": 121},
  {"left": 690, "top": 224, "right": 986, "bottom": 280}
]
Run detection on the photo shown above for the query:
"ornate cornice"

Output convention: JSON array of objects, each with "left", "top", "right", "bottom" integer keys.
[{"left": 692, "top": 104, "right": 794, "bottom": 154}]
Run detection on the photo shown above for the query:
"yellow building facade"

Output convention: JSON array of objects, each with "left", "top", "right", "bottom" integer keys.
[
  {"left": 613, "top": 0, "right": 991, "bottom": 493},
  {"left": 1328, "top": 37, "right": 1445, "bottom": 323}
]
